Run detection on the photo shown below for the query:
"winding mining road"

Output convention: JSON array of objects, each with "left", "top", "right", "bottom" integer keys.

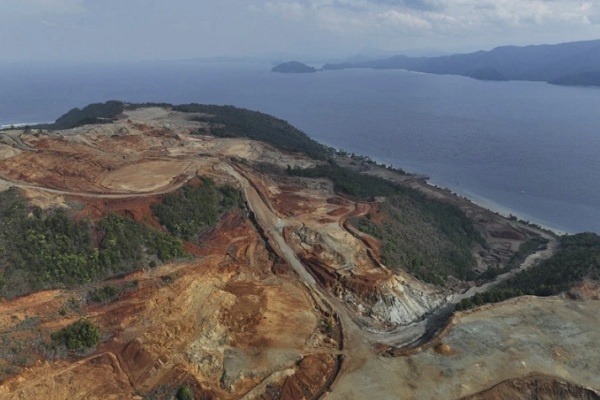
[
  {"left": 0, "top": 154, "right": 560, "bottom": 395},
  {"left": 0, "top": 155, "right": 558, "bottom": 347},
  {"left": 217, "top": 162, "right": 559, "bottom": 350},
  {"left": 217, "top": 163, "right": 317, "bottom": 286}
]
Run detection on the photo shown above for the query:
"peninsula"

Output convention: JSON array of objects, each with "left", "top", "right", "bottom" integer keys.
[
  {"left": 322, "top": 39, "right": 600, "bottom": 87},
  {"left": 0, "top": 101, "right": 598, "bottom": 399}
]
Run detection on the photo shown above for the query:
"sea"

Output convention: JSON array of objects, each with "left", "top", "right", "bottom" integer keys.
[{"left": 1, "top": 61, "right": 599, "bottom": 234}]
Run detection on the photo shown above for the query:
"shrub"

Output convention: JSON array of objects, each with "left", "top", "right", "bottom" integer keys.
[
  {"left": 51, "top": 319, "right": 101, "bottom": 351},
  {"left": 176, "top": 386, "right": 194, "bottom": 400},
  {"left": 456, "top": 232, "right": 600, "bottom": 310},
  {"left": 88, "top": 285, "right": 120, "bottom": 304}
]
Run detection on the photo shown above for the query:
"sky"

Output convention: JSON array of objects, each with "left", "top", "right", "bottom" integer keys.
[{"left": 1, "top": 0, "right": 600, "bottom": 62}]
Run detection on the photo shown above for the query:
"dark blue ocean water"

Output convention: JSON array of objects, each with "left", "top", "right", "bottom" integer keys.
[{"left": 1, "top": 61, "right": 599, "bottom": 234}]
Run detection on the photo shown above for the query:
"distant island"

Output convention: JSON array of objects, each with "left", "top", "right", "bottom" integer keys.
[
  {"left": 320, "top": 39, "right": 600, "bottom": 87},
  {"left": 272, "top": 61, "right": 317, "bottom": 73}
]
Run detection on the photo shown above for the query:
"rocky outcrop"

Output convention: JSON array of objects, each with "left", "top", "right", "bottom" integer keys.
[
  {"left": 369, "top": 277, "right": 445, "bottom": 326},
  {"left": 287, "top": 225, "right": 445, "bottom": 329}
]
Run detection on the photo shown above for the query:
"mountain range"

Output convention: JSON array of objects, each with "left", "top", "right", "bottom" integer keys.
[{"left": 323, "top": 39, "right": 600, "bottom": 87}]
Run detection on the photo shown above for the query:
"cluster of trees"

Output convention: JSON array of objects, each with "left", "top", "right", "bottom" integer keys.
[
  {"left": 0, "top": 189, "right": 187, "bottom": 298},
  {"left": 88, "top": 285, "right": 120, "bottom": 303},
  {"left": 152, "top": 178, "right": 240, "bottom": 241},
  {"left": 287, "top": 163, "right": 399, "bottom": 200},
  {"left": 51, "top": 319, "right": 101, "bottom": 351},
  {"left": 40, "top": 101, "right": 125, "bottom": 130},
  {"left": 283, "top": 161, "right": 483, "bottom": 285},
  {"left": 39, "top": 101, "right": 341, "bottom": 161},
  {"left": 172, "top": 103, "right": 332, "bottom": 160},
  {"left": 457, "top": 232, "right": 600, "bottom": 310},
  {"left": 479, "top": 236, "right": 549, "bottom": 280},
  {"left": 88, "top": 281, "right": 138, "bottom": 304},
  {"left": 98, "top": 213, "right": 188, "bottom": 270},
  {"left": 176, "top": 386, "right": 194, "bottom": 400},
  {"left": 352, "top": 192, "right": 483, "bottom": 285}
]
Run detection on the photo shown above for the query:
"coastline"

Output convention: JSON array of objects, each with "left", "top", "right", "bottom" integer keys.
[
  {"left": 0, "top": 122, "right": 49, "bottom": 130},
  {"left": 426, "top": 180, "right": 569, "bottom": 236},
  {"left": 339, "top": 153, "right": 567, "bottom": 237},
  {"left": 0, "top": 116, "right": 572, "bottom": 237},
  {"left": 339, "top": 152, "right": 569, "bottom": 236}
]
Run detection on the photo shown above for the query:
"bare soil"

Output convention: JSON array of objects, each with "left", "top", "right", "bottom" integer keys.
[{"left": 0, "top": 108, "right": 596, "bottom": 399}]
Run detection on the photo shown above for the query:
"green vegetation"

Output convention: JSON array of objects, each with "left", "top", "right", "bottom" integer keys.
[
  {"left": 59, "top": 297, "right": 81, "bottom": 316},
  {"left": 89, "top": 285, "right": 121, "bottom": 303},
  {"left": 41, "top": 101, "right": 125, "bottom": 130},
  {"left": 98, "top": 213, "right": 188, "bottom": 269},
  {"left": 51, "top": 319, "right": 101, "bottom": 351},
  {"left": 288, "top": 163, "right": 398, "bottom": 201},
  {"left": 88, "top": 285, "right": 120, "bottom": 304},
  {"left": 506, "top": 236, "right": 549, "bottom": 270},
  {"left": 352, "top": 194, "right": 483, "bottom": 285},
  {"left": 482, "top": 236, "right": 549, "bottom": 280},
  {"left": 141, "top": 384, "right": 196, "bottom": 400},
  {"left": 176, "top": 386, "right": 195, "bottom": 400},
  {"left": 287, "top": 162, "right": 483, "bottom": 285},
  {"left": 456, "top": 233, "right": 600, "bottom": 310},
  {"left": 152, "top": 178, "right": 240, "bottom": 241},
  {"left": 173, "top": 103, "right": 331, "bottom": 160},
  {"left": 88, "top": 281, "right": 139, "bottom": 304},
  {"left": 0, "top": 188, "right": 187, "bottom": 298}
]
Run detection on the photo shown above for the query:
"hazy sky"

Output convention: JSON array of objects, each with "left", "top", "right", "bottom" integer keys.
[{"left": 1, "top": 0, "right": 599, "bottom": 62}]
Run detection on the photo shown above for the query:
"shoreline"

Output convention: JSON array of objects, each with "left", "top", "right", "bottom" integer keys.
[
  {"left": 341, "top": 153, "right": 568, "bottom": 236},
  {"left": 0, "top": 116, "right": 573, "bottom": 237},
  {"left": 0, "top": 122, "right": 49, "bottom": 130},
  {"left": 425, "top": 180, "right": 569, "bottom": 236},
  {"left": 348, "top": 153, "right": 571, "bottom": 236}
]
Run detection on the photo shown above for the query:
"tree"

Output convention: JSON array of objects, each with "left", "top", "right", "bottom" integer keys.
[
  {"left": 51, "top": 319, "right": 101, "bottom": 351},
  {"left": 176, "top": 385, "right": 194, "bottom": 400}
]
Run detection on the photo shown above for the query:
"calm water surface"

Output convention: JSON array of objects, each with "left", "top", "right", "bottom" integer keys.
[{"left": 1, "top": 61, "right": 599, "bottom": 233}]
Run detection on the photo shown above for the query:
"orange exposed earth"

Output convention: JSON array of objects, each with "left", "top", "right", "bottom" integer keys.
[{"left": 0, "top": 107, "right": 598, "bottom": 399}]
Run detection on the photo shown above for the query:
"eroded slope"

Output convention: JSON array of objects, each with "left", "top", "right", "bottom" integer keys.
[{"left": 0, "top": 105, "right": 597, "bottom": 399}]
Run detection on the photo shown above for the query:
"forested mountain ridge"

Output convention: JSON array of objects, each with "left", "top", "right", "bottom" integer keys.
[{"left": 323, "top": 39, "right": 600, "bottom": 86}]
